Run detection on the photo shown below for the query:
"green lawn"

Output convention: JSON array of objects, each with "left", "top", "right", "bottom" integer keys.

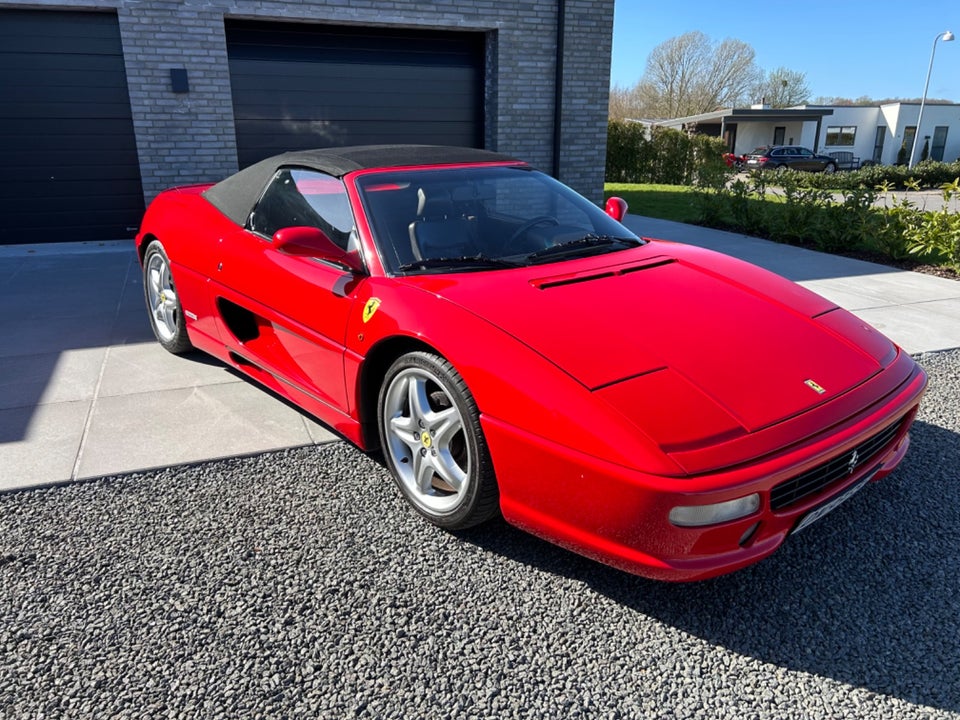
[
  {"left": 603, "top": 183, "right": 701, "bottom": 223},
  {"left": 604, "top": 182, "right": 783, "bottom": 226}
]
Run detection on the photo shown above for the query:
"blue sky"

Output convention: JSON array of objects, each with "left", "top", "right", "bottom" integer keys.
[{"left": 611, "top": 0, "right": 960, "bottom": 102}]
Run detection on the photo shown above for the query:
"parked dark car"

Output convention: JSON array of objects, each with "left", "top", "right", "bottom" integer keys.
[{"left": 744, "top": 146, "right": 837, "bottom": 173}]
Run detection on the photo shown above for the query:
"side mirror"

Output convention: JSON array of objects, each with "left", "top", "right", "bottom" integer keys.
[
  {"left": 604, "top": 196, "right": 628, "bottom": 222},
  {"left": 272, "top": 226, "right": 363, "bottom": 273}
]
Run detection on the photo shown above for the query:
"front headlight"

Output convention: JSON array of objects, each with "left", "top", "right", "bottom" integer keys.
[{"left": 669, "top": 494, "right": 760, "bottom": 527}]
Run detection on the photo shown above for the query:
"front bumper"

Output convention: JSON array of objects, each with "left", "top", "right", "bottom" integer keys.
[{"left": 482, "top": 358, "right": 926, "bottom": 582}]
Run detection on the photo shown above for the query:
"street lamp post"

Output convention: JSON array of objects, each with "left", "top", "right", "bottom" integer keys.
[{"left": 909, "top": 30, "right": 954, "bottom": 168}]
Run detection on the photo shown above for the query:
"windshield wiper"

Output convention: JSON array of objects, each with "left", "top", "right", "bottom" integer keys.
[
  {"left": 525, "top": 234, "right": 642, "bottom": 263},
  {"left": 398, "top": 255, "right": 524, "bottom": 272}
]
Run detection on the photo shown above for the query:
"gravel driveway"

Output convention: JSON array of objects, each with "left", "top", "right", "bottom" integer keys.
[{"left": 2, "top": 350, "right": 958, "bottom": 719}]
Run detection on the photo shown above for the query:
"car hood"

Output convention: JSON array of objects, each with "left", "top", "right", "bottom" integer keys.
[{"left": 402, "top": 243, "right": 891, "bottom": 434}]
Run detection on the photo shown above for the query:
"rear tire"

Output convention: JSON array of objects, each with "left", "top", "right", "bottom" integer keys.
[
  {"left": 823, "top": 162, "right": 837, "bottom": 174},
  {"left": 143, "top": 240, "right": 193, "bottom": 355},
  {"left": 378, "top": 351, "right": 499, "bottom": 529}
]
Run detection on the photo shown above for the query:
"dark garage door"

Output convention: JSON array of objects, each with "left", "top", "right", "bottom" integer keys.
[
  {"left": 0, "top": 10, "right": 144, "bottom": 244},
  {"left": 226, "top": 21, "right": 485, "bottom": 168}
]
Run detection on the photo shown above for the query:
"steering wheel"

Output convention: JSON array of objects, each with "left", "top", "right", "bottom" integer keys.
[{"left": 507, "top": 216, "right": 559, "bottom": 246}]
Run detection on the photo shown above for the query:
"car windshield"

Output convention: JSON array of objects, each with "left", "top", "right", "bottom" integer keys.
[{"left": 354, "top": 165, "right": 642, "bottom": 274}]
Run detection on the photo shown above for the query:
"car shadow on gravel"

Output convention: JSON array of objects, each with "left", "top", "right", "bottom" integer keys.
[{"left": 457, "top": 419, "right": 960, "bottom": 713}]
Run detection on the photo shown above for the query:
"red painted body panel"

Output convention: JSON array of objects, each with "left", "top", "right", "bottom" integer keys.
[
  {"left": 135, "top": 157, "right": 927, "bottom": 582},
  {"left": 489, "top": 365, "right": 922, "bottom": 582},
  {"left": 399, "top": 244, "right": 883, "bottom": 433}
]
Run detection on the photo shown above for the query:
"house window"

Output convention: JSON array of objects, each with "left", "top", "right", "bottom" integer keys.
[
  {"left": 826, "top": 126, "right": 857, "bottom": 146},
  {"left": 873, "top": 127, "right": 886, "bottom": 163},
  {"left": 932, "top": 126, "right": 948, "bottom": 161},
  {"left": 897, "top": 126, "right": 917, "bottom": 164}
]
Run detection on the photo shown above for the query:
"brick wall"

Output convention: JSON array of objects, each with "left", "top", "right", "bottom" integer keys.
[
  {"left": 559, "top": 0, "right": 615, "bottom": 199},
  {"left": 1, "top": 0, "right": 613, "bottom": 202}
]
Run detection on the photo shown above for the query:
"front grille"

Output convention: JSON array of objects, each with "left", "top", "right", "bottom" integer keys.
[{"left": 770, "top": 420, "right": 903, "bottom": 511}]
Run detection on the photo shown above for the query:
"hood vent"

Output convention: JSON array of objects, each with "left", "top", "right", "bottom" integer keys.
[{"left": 533, "top": 257, "right": 676, "bottom": 290}]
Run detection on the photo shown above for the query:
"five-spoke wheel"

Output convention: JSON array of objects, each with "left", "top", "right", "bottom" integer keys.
[
  {"left": 378, "top": 351, "right": 498, "bottom": 529},
  {"left": 143, "top": 240, "right": 192, "bottom": 354}
]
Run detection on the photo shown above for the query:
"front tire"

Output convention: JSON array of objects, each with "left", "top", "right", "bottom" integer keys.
[
  {"left": 378, "top": 351, "right": 499, "bottom": 529},
  {"left": 823, "top": 162, "right": 837, "bottom": 174},
  {"left": 143, "top": 240, "right": 193, "bottom": 354}
]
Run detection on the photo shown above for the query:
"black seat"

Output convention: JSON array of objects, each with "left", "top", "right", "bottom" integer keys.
[{"left": 409, "top": 187, "right": 478, "bottom": 260}]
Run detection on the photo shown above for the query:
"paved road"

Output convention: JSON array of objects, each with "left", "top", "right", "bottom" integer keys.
[
  {"left": 873, "top": 189, "right": 960, "bottom": 214},
  {"left": 752, "top": 181, "right": 960, "bottom": 213},
  {"left": 2, "top": 350, "right": 957, "bottom": 719}
]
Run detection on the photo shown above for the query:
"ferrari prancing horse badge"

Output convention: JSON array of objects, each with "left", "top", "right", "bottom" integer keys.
[{"left": 362, "top": 297, "right": 382, "bottom": 323}]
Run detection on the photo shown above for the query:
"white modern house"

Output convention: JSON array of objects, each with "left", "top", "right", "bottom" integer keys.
[
  {"left": 798, "top": 103, "right": 960, "bottom": 166},
  {"left": 648, "top": 102, "right": 960, "bottom": 167}
]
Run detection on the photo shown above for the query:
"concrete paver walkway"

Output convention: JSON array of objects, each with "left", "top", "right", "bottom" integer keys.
[{"left": 0, "top": 241, "right": 335, "bottom": 492}]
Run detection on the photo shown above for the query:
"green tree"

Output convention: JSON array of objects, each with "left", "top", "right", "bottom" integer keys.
[{"left": 897, "top": 141, "right": 909, "bottom": 166}]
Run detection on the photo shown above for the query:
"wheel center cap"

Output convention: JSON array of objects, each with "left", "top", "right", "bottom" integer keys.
[{"left": 421, "top": 431, "right": 432, "bottom": 448}]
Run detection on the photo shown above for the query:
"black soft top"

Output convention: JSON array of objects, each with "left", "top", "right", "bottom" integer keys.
[{"left": 203, "top": 145, "right": 522, "bottom": 226}]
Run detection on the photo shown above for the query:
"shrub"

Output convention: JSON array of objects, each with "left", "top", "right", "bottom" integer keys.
[
  {"left": 904, "top": 179, "right": 960, "bottom": 271},
  {"left": 760, "top": 160, "right": 960, "bottom": 191},
  {"left": 691, "top": 171, "right": 959, "bottom": 269},
  {"left": 605, "top": 121, "right": 649, "bottom": 183},
  {"left": 605, "top": 121, "right": 730, "bottom": 186}
]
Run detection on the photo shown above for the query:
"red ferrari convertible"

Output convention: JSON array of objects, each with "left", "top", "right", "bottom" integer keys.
[{"left": 136, "top": 145, "right": 926, "bottom": 581}]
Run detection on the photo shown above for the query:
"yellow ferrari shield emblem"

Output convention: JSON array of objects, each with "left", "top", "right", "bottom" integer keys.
[
  {"left": 362, "top": 297, "right": 381, "bottom": 323},
  {"left": 804, "top": 379, "right": 826, "bottom": 395}
]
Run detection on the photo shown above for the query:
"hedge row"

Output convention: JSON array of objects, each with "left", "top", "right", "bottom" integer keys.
[
  {"left": 607, "top": 120, "right": 960, "bottom": 191},
  {"left": 604, "top": 120, "right": 960, "bottom": 272},
  {"left": 693, "top": 173, "right": 960, "bottom": 271},
  {"left": 770, "top": 159, "right": 960, "bottom": 191},
  {"left": 606, "top": 121, "right": 729, "bottom": 186}
]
